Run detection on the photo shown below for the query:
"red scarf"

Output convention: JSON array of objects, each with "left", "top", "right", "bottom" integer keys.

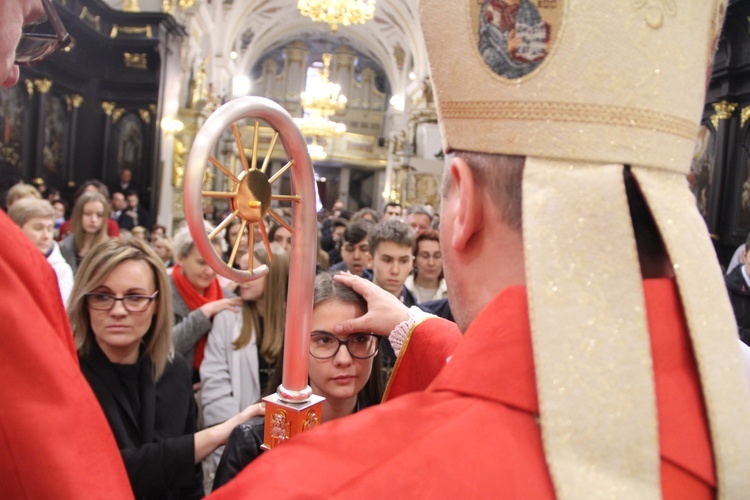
[{"left": 172, "top": 263, "right": 224, "bottom": 371}]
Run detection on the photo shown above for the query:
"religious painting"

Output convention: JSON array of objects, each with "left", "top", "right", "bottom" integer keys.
[
  {"left": 43, "top": 95, "right": 68, "bottom": 175},
  {"left": 736, "top": 126, "right": 750, "bottom": 231},
  {"left": 115, "top": 113, "right": 144, "bottom": 172},
  {"left": 471, "top": 0, "right": 564, "bottom": 80},
  {"left": 689, "top": 124, "right": 715, "bottom": 222},
  {"left": 0, "top": 85, "right": 28, "bottom": 169}
]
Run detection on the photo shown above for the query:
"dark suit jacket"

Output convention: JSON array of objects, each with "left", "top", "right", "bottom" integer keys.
[
  {"left": 117, "top": 207, "right": 151, "bottom": 231},
  {"left": 80, "top": 342, "right": 203, "bottom": 499}
]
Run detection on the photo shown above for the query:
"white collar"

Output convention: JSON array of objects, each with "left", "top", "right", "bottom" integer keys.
[{"left": 741, "top": 265, "right": 750, "bottom": 289}]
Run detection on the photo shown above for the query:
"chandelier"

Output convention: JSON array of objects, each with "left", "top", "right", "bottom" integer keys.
[
  {"left": 295, "top": 53, "right": 347, "bottom": 160},
  {"left": 297, "top": 0, "right": 376, "bottom": 32},
  {"left": 307, "top": 140, "right": 328, "bottom": 161},
  {"left": 300, "top": 54, "right": 347, "bottom": 119}
]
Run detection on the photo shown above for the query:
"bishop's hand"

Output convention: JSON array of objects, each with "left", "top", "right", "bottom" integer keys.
[{"left": 332, "top": 272, "right": 409, "bottom": 337}]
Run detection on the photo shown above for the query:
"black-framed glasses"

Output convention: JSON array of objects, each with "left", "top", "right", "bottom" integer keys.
[
  {"left": 310, "top": 332, "right": 379, "bottom": 360},
  {"left": 85, "top": 291, "right": 159, "bottom": 312},
  {"left": 14, "top": 0, "right": 71, "bottom": 66}
]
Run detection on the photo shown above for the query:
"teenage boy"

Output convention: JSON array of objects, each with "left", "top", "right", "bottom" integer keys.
[
  {"left": 330, "top": 219, "right": 374, "bottom": 279},
  {"left": 367, "top": 218, "right": 417, "bottom": 376}
]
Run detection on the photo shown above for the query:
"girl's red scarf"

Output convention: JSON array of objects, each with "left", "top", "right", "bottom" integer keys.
[{"left": 172, "top": 263, "right": 223, "bottom": 371}]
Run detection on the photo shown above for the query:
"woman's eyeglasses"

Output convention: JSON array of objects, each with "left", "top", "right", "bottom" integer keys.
[
  {"left": 310, "top": 332, "right": 379, "bottom": 360},
  {"left": 85, "top": 291, "right": 159, "bottom": 313},
  {"left": 14, "top": 0, "right": 71, "bottom": 66}
]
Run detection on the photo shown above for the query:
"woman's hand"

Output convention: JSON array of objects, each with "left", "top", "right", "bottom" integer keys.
[
  {"left": 332, "top": 273, "right": 410, "bottom": 336},
  {"left": 193, "top": 403, "right": 265, "bottom": 464},
  {"left": 199, "top": 296, "right": 243, "bottom": 320}
]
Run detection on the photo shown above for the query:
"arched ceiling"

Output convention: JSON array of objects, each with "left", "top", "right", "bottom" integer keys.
[{"left": 104, "top": 0, "right": 427, "bottom": 99}]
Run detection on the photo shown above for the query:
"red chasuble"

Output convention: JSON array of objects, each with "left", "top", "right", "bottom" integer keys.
[
  {"left": 0, "top": 212, "right": 131, "bottom": 498},
  {"left": 211, "top": 279, "right": 714, "bottom": 498}
]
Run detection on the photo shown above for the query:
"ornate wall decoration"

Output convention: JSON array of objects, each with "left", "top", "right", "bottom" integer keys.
[
  {"left": 124, "top": 52, "right": 148, "bottom": 70},
  {"left": 42, "top": 96, "right": 68, "bottom": 175},
  {"left": 111, "top": 25, "right": 154, "bottom": 38},
  {"left": 737, "top": 127, "right": 750, "bottom": 231},
  {"left": 710, "top": 100, "right": 737, "bottom": 130},
  {"left": 79, "top": 7, "right": 101, "bottom": 32},
  {"left": 115, "top": 114, "right": 144, "bottom": 172},
  {"left": 741, "top": 106, "right": 750, "bottom": 129},
  {"left": 64, "top": 94, "right": 83, "bottom": 111},
  {"left": 34, "top": 79, "right": 53, "bottom": 94},
  {"left": 102, "top": 101, "right": 116, "bottom": 116},
  {"left": 112, "top": 108, "right": 125, "bottom": 123},
  {"left": 690, "top": 124, "right": 716, "bottom": 221},
  {"left": 409, "top": 173, "right": 441, "bottom": 209},
  {"left": 172, "top": 137, "right": 187, "bottom": 188},
  {"left": 393, "top": 44, "right": 405, "bottom": 71},
  {"left": 0, "top": 85, "right": 27, "bottom": 168}
]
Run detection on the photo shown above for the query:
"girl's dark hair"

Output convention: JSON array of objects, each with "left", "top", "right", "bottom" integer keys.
[
  {"left": 263, "top": 272, "right": 383, "bottom": 409},
  {"left": 268, "top": 221, "right": 291, "bottom": 242}
]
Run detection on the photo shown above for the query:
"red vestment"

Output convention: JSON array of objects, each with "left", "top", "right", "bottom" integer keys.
[
  {"left": 211, "top": 279, "right": 714, "bottom": 498},
  {"left": 0, "top": 211, "right": 131, "bottom": 498}
]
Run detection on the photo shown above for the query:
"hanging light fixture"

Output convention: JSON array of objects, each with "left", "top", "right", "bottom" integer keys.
[
  {"left": 307, "top": 140, "right": 328, "bottom": 161},
  {"left": 297, "top": 0, "right": 376, "bottom": 32},
  {"left": 295, "top": 53, "right": 347, "bottom": 160}
]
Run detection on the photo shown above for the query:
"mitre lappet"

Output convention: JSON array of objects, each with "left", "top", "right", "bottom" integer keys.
[{"left": 419, "top": 1, "right": 749, "bottom": 498}]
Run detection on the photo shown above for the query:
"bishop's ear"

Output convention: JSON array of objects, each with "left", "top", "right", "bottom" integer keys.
[{"left": 446, "top": 156, "right": 483, "bottom": 252}]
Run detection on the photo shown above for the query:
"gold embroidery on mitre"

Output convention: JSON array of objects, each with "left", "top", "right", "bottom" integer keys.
[
  {"left": 440, "top": 100, "right": 698, "bottom": 140},
  {"left": 631, "top": 0, "right": 676, "bottom": 30},
  {"left": 470, "top": 0, "right": 565, "bottom": 81}
]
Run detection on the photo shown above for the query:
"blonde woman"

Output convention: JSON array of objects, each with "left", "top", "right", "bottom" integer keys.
[
  {"left": 8, "top": 198, "right": 74, "bottom": 303},
  {"left": 170, "top": 223, "right": 242, "bottom": 381},
  {"left": 59, "top": 191, "right": 110, "bottom": 274},
  {"left": 4, "top": 182, "right": 40, "bottom": 209},
  {"left": 152, "top": 235, "right": 175, "bottom": 268},
  {"left": 201, "top": 242, "right": 289, "bottom": 431},
  {"left": 68, "top": 239, "right": 263, "bottom": 499}
]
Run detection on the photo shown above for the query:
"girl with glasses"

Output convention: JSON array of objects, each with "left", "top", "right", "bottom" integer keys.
[
  {"left": 68, "top": 238, "right": 263, "bottom": 499},
  {"left": 212, "top": 272, "right": 383, "bottom": 490}
]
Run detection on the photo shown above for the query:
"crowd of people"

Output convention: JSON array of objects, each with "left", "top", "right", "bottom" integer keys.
[{"left": 2, "top": 169, "right": 451, "bottom": 495}]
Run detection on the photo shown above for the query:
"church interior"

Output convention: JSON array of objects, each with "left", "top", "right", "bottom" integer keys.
[{"left": 1, "top": 0, "right": 749, "bottom": 264}]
